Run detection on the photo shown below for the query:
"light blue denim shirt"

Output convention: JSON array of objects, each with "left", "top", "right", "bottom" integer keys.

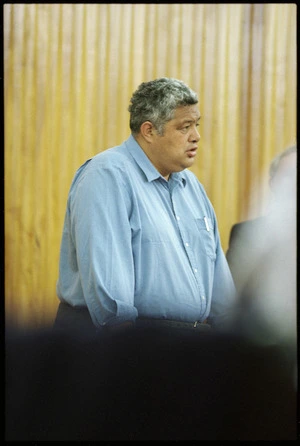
[{"left": 56, "top": 135, "right": 236, "bottom": 328}]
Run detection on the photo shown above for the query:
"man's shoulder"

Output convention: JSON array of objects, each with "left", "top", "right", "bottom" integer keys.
[
  {"left": 85, "top": 141, "right": 132, "bottom": 172},
  {"left": 181, "top": 169, "right": 205, "bottom": 190},
  {"left": 69, "top": 142, "right": 132, "bottom": 191}
]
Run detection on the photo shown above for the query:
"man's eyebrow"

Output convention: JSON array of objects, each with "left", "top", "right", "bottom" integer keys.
[{"left": 181, "top": 117, "right": 201, "bottom": 124}]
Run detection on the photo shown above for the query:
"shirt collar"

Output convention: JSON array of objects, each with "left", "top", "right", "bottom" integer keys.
[{"left": 125, "top": 134, "right": 186, "bottom": 187}]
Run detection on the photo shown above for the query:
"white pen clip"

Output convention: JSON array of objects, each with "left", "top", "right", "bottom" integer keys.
[{"left": 204, "top": 216, "right": 210, "bottom": 231}]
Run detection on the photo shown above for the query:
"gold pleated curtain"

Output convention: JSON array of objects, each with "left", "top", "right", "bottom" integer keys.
[{"left": 4, "top": 3, "right": 297, "bottom": 329}]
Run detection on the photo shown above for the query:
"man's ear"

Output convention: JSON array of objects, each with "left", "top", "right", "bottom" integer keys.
[{"left": 140, "top": 121, "right": 156, "bottom": 142}]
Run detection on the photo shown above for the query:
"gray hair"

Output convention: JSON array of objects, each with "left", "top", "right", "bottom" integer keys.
[
  {"left": 269, "top": 144, "right": 297, "bottom": 180},
  {"left": 128, "top": 77, "right": 198, "bottom": 135}
]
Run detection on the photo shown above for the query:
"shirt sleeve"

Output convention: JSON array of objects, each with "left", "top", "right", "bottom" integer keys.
[
  {"left": 69, "top": 163, "right": 138, "bottom": 327},
  {"left": 207, "top": 213, "right": 237, "bottom": 329}
]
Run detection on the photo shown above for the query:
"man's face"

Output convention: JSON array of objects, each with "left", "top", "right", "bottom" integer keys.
[{"left": 149, "top": 104, "right": 201, "bottom": 179}]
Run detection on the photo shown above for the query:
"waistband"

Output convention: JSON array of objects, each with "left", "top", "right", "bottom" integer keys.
[{"left": 136, "top": 317, "right": 211, "bottom": 331}]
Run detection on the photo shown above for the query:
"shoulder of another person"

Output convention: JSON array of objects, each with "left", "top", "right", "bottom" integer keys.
[{"left": 231, "top": 217, "right": 265, "bottom": 238}]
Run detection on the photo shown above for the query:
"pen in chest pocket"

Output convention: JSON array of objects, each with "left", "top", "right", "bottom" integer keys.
[{"left": 204, "top": 216, "right": 210, "bottom": 231}]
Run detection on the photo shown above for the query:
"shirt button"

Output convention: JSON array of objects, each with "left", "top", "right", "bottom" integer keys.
[
  {"left": 194, "top": 268, "right": 198, "bottom": 273},
  {"left": 185, "top": 242, "right": 189, "bottom": 247},
  {"left": 201, "top": 295, "right": 205, "bottom": 300},
  {"left": 176, "top": 216, "right": 180, "bottom": 221}
]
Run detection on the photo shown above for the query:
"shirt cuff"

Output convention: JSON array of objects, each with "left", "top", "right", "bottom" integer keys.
[{"left": 102, "top": 299, "right": 138, "bottom": 327}]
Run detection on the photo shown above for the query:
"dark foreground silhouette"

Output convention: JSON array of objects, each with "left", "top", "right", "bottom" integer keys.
[{"left": 5, "top": 326, "right": 297, "bottom": 441}]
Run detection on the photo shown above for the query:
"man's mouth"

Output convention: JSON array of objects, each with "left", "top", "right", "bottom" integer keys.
[{"left": 186, "top": 148, "right": 197, "bottom": 157}]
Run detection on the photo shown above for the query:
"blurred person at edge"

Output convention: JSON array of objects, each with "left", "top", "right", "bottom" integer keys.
[
  {"left": 226, "top": 145, "right": 297, "bottom": 374},
  {"left": 55, "top": 77, "right": 236, "bottom": 334}
]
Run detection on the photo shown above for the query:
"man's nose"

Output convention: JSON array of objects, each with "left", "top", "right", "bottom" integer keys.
[{"left": 191, "top": 127, "right": 201, "bottom": 142}]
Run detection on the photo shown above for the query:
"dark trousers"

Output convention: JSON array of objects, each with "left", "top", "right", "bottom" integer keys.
[{"left": 53, "top": 302, "right": 96, "bottom": 334}]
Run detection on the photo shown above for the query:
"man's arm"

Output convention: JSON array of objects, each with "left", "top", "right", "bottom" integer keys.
[
  {"left": 70, "top": 163, "right": 138, "bottom": 328},
  {"left": 208, "top": 214, "right": 237, "bottom": 329}
]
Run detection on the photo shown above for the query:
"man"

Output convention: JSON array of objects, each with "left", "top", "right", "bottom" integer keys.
[
  {"left": 225, "top": 145, "right": 297, "bottom": 351},
  {"left": 55, "top": 77, "right": 235, "bottom": 333},
  {"left": 226, "top": 145, "right": 297, "bottom": 295}
]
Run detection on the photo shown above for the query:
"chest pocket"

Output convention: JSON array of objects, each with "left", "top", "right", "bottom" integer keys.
[{"left": 195, "top": 217, "right": 217, "bottom": 260}]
